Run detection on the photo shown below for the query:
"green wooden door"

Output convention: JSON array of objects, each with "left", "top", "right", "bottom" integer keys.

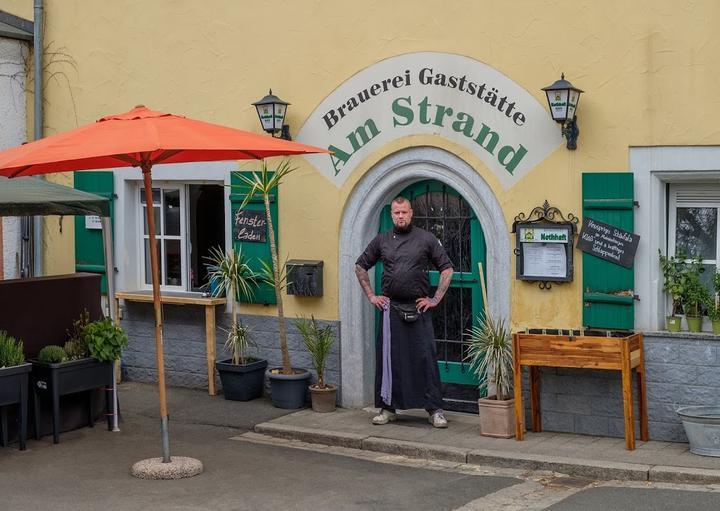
[
  {"left": 582, "top": 173, "right": 635, "bottom": 330},
  {"left": 377, "top": 180, "right": 487, "bottom": 412},
  {"left": 74, "top": 171, "right": 114, "bottom": 294}
]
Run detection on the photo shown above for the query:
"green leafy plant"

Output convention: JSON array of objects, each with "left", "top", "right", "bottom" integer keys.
[
  {"left": 64, "top": 309, "right": 91, "bottom": 360},
  {"left": 205, "top": 246, "right": 258, "bottom": 365},
  {"left": 38, "top": 345, "right": 68, "bottom": 364},
  {"left": 86, "top": 318, "right": 128, "bottom": 363},
  {"left": 0, "top": 330, "right": 25, "bottom": 368},
  {"left": 680, "top": 255, "right": 707, "bottom": 318},
  {"left": 659, "top": 250, "right": 687, "bottom": 315},
  {"left": 294, "top": 315, "right": 335, "bottom": 389},
  {"left": 222, "top": 320, "right": 257, "bottom": 365},
  {"left": 465, "top": 315, "right": 514, "bottom": 401},
  {"left": 234, "top": 159, "right": 297, "bottom": 375}
]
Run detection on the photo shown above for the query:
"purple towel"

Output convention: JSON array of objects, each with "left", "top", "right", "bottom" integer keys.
[{"left": 381, "top": 304, "right": 392, "bottom": 406}]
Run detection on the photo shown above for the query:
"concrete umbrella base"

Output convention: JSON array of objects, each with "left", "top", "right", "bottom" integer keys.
[{"left": 130, "top": 456, "right": 203, "bottom": 480}]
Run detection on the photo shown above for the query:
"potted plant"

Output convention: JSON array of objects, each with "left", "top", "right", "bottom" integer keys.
[
  {"left": 659, "top": 250, "right": 686, "bottom": 332},
  {"left": 0, "top": 330, "right": 31, "bottom": 450},
  {"left": 294, "top": 315, "right": 336, "bottom": 412},
  {"left": 30, "top": 314, "right": 127, "bottom": 443},
  {"left": 236, "top": 159, "right": 311, "bottom": 409},
  {"left": 682, "top": 257, "right": 708, "bottom": 333},
  {"left": 707, "top": 269, "right": 720, "bottom": 335},
  {"left": 465, "top": 314, "right": 515, "bottom": 438},
  {"left": 205, "top": 246, "right": 267, "bottom": 401}
]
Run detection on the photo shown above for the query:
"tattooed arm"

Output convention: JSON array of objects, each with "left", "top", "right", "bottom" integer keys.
[
  {"left": 416, "top": 268, "right": 453, "bottom": 312},
  {"left": 355, "top": 264, "right": 388, "bottom": 310}
]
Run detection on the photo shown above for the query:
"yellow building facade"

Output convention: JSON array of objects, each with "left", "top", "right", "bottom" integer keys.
[{"left": 3, "top": 1, "right": 720, "bottom": 420}]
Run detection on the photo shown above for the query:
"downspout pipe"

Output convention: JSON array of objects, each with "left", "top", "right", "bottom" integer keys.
[{"left": 32, "top": 0, "right": 43, "bottom": 276}]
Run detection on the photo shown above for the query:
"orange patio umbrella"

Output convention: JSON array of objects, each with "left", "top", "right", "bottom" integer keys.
[{"left": 0, "top": 106, "right": 328, "bottom": 463}]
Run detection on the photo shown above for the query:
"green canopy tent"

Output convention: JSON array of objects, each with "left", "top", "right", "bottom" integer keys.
[{"left": 0, "top": 176, "right": 119, "bottom": 430}]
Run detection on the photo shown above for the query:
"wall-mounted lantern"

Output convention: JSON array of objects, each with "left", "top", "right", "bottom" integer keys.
[
  {"left": 252, "top": 89, "right": 291, "bottom": 140},
  {"left": 542, "top": 74, "right": 583, "bottom": 150}
]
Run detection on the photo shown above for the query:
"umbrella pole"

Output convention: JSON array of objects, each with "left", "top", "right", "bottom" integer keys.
[{"left": 142, "top": 165, "right": 171, "bottom": 463}]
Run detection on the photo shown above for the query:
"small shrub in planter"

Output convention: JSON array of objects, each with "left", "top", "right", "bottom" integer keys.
[
  {"left": 465, "top": 315, "right": 515, "bottom": 438},
  {"left": 294, "top": 315, "right": 336, "bottom": 412},
  {"left": 0, "top": 331, "right": 31, "bottom": 450},
  {"left": 659, "top": 250, "right": 686, "bottom": 331},
  {"left": 683, "top": 262, "right": 708, "bottom": 333},
  {"left": 85, "top": 318, "right": 128, "bottom": 362},
  {"left": 37, "top": 345, "right": 68, "bottom": 364},
  {"left": 205, "top": 246, "right": 266, "bottom": 401}
]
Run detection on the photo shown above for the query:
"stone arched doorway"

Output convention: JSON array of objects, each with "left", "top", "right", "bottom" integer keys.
[{"left": 338, "top": 146, "right": 511, "bottom": 407}]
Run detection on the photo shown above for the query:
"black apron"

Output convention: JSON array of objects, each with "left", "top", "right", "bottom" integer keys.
[{"left": 374, "top": 306, "right": 443, "bottom": 411}]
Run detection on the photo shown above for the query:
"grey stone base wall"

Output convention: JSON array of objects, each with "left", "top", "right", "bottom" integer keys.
[
  {"left": 523, "top": 332, "right": 720, "bottom": 442},
  {"left": 119, "top": 302, "right": 340, "bottom": 397}
]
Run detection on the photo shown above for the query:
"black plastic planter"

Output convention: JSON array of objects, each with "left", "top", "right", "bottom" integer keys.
[
  {"left": 0, "top": 363, "right": 31, "bottom": 450},
  {"left": 30, "top": 358, "right": 113, "bottom": 444},
  {"left": 267, "top": 368, "right": 311, "bottom": 409},
  {"left": 216, "top": 358, "right": 268, "bottom": 401}
]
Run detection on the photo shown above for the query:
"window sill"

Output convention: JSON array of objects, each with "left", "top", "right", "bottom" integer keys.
[{"left": 644, "top": 330, "right": 720, "bottom": 342}]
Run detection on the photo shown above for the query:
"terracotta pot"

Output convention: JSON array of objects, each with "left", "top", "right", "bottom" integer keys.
[
  {"left": 712, "top": 320, "right": 720, "bottom": 335},
  {"left": 478, "top": 397, "right": 516, "bottom": 438},
  {"left": 309, "top": 384, "right": 337, "bottom": 413}
]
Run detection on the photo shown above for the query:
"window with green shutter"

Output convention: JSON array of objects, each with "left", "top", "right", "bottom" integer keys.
[
  {"left": 230, "top": 171, "right": 277, "bottom": 305},
  {"left": 74, "top": 171, "right": 114, "bottom": 294},
  {"left": 582, "top": 172, "right": 635, "bottom": 330}
]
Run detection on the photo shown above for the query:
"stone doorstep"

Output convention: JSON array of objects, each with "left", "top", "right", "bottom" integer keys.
[{"left": 252, "top": 421, "right": 720, "bottom": 484}]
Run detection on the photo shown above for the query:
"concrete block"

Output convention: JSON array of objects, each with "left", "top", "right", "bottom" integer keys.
[
  {"left": 466, "top": 449, "right": 650, "bottom": 481},
  {"left": 254, "top": 422, "right": 365, "bottom": 449},
  {"left": 575, "top": 415, "right": 610, "bottom": 436},
  {"left": 647, "top": 421, "right": 687, "bottom": 443},
  {"left": 541, "top": 411, "right": 574, "bottom": 433},
  {"left": 362, "top": 437, "right": 468, "bottom": 463},
  {"left": 645, "top": 363, "right": 698, "bottom": 384},
  {"left": 649, "top": 465, "right": 720, "bottom": 484}
]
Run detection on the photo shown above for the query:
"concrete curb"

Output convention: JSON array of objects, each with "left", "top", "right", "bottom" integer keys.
[{"left": 253, "top": 421, "right": 720, "bottom": 484}]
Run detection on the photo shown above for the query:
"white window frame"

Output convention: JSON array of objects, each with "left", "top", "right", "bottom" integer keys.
[
  {"left": 137, "top": 183, "right": 187, "bottom": 292},
  {"left": 632, "top": 146, "right": 720, "bottom": 332}
]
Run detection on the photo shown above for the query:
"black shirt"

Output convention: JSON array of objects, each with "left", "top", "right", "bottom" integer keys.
[{"left": 356, "top": 225, "right": 453, "bottom": 301}]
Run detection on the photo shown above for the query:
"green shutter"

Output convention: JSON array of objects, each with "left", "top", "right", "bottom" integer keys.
[
  {"left": 74, "top": 171, "right": 114, "bottom": 294},
  {"left": 230, "top": 171, "right": 277, "bottom": 305},
  {"left": 582, "top": 172, "right": 635, "bottom": 330}
]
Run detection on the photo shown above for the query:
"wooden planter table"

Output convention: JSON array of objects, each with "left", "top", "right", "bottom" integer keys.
[
  {"left": 115, "top": 291, "right": 226, "bottom": 396},
  {"left": 512, "top": 332, "right": 648, "bottom": 450}
]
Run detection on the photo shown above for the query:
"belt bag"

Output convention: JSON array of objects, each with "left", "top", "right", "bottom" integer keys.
[{"left": 392, "top": 302, "right": 421, "bottom": 323}]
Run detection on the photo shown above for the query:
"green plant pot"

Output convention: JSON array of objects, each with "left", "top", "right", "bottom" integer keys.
[
  {"left": 666, "top": 316, "right": 682, "bottom": 332},
  {"left": 686, "top": 316, "right": 703, "bottom": 333},
  {"left": 712, "top": 320, "right": 720, "bottom": 335}
]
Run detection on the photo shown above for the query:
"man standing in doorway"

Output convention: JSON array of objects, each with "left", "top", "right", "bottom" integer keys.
[{"left": 355, "top": 196, "right": 454, "bottom": 428}]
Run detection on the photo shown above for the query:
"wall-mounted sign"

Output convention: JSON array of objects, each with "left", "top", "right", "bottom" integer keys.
[
  {"left": 576, "top": 217, "right": 639, "bottom": 269},
  {"left": 296, "top": 52, "right": 563, "bottom": 189},
  {"left": 234, "top": 209, "right": 267, "bottom": 243},
  {"left": 515, "top": 223, "right": 573, "bottom": 282},
  {"left": 85, "top": 215, "right": 102, "bottom": 230}
]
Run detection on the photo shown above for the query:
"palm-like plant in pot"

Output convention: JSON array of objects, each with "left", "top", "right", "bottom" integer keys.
[
  {"left": 0, "top": 330, "right": 31, "bottom": 450},
  {"left": 294, "top": 315, "right": 336, "bottom": 412},
  {"left": 205, "top": 246, "right": 266, "bottom": 401},
  {"left": 465, "top": 314, "right": 515, "bottom": 438},
  {"left": 235, "top": 159, "right": 310, "bottom": 409}
]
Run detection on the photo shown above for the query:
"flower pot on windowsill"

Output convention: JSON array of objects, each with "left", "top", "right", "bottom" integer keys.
[
  {"left": 686, "top": 316, "right": 703, "bottom": 333},
  {"left": 478, "top": 396, "right": 516, "bottom": 438},
  {"left": 666, "top": 316, "right": 682, "bottom": 332},
  {"left": 711, "top": 320, "right": 720, "bottom": 335}
]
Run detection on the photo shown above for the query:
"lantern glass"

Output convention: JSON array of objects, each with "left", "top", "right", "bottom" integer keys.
[
  {"left": 256, "top": 103, "right": 276, "bottom": 133},
  {"left": 567, "top": 89, "right": 580, "bottom": 120},
  {"left": 546, "top": 88, "right": 569, "bottom": 122},
  {"left": 273, "top": 103, "right": 287, "bottom": 131}
]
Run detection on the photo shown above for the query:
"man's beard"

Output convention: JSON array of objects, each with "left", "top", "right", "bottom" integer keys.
[{"left": 393, "top": 222, "right": 412, "bottom": 233}]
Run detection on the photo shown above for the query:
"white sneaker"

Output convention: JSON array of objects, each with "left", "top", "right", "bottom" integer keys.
[
  {"left": 371, "top": 409, "right": 398, "bottom": 425},
  {"left": 428, "top": 410, "right": 448, "bottom": 428}
]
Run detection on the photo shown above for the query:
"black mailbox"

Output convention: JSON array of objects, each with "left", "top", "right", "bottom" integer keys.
[{"left": 287, "top": 260, "right": 324, "bottom": 297}]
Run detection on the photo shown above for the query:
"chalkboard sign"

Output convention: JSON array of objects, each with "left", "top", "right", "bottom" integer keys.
[
  {"left": 576, "top": 217, "right": 639, "bottom": 269},
  {"left": 234, "top": 209, "right": 267, "bottom": 243}
]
